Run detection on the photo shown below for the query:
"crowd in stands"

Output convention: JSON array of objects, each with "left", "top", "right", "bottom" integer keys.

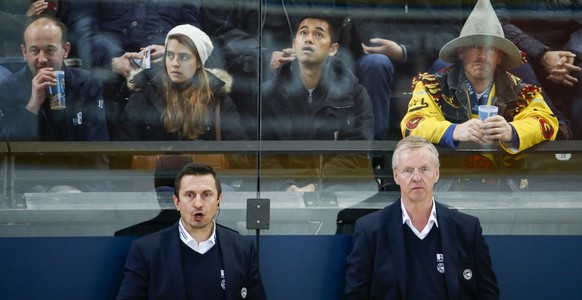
[{"left": 0, "top": 0, "right": 580, "bottom": 193}]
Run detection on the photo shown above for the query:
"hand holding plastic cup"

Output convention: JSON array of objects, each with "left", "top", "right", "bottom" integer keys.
[
  {"left": 48, "top": 70, "right": 66, "bottom": 110},
  {"left": 478, "top": 105, "right": 498, "bottom": 121}
]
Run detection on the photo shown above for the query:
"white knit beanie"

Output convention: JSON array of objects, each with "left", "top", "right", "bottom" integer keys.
[{"left": 165, "top": 24, "right": 214, "bottom": 65}]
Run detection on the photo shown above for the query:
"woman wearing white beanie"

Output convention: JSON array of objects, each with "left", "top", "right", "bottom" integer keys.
[{"left": 115, "top": 24, "right": 247, "bottom": 142}]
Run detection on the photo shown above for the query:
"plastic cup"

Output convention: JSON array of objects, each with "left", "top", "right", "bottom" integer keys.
[
  {"left": 48, "top": 70, "right": 66, "bottom": 110},
  {"left": 478, "top": 105, "right": 498, "bottom": 121}
]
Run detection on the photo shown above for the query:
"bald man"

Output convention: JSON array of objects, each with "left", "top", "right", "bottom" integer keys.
[{"left": 0, "top": 15, "right": 108, "bottom": 141}]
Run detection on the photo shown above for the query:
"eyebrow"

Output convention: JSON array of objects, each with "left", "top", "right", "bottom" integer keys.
[
  {"left": 183, "top": 189, "right": 213, "bottom": 194},
  {"left": 166, "top": 51, "right": 192, "bottom": 56},
  {"left": 315, "top": 26, "right": 326, "bottom": 33},
  {"left": 299, "top": 25, "right": 327, "bottom": 34}
]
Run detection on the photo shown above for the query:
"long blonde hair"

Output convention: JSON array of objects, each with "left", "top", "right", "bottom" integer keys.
[{"left": 161, "top": 34, "right": 214, "bottom": 140}]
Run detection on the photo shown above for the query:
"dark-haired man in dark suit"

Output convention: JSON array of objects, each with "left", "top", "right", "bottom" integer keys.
[{"left": 117, "top": 162, "right": 266, "bottom": 300}]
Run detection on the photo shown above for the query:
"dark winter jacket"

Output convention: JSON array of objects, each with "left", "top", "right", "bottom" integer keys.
[
  {"left": 0, "top": 66, "right": 109, "bottom": 141},
  {"left": 66, "top": 0, "right": 201, "bottom": 68},
  {"left": 261, "top": 59, "right": 373, "bottom": 141},
  {"left": 350, "top": 0, "right": 464, "bottom": 64},
  {"left": 260, "top": 59, "right": 375, "bottom": 191},
  {"left": 493, "top": 0, "right": 582, "bottom": 70},
  {"left": 116, "top": 68, "right": 247, "bottom": 141}
]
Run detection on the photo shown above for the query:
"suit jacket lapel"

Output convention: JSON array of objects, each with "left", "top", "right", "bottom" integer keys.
[
  {"left": 386, "top": 199, "right": 408, "bottom": 298},
  {"left": 437, "top": 203, "right": 460, "bottom": 300},
  {"left": 162, "top": 222, "right": 188, "bottom": 300},
  {"left": 217, "top": 226, "right": 236, "bottom": 300}
]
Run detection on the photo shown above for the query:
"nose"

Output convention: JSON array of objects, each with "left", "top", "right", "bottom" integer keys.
[
  {"left": 304, "top": 33, "right": 313, "bottom": 44},
  {"left": 411, "top": 170, "right": 423, "bottom": 181},
  {"left": 38, "top": 51, "right": 48, "bottom": 63},
  {"left": 170, "top": 57, "right": 179, "bottom": 67},
  {"left": 192, "top": 196, "right": 203, "bottom": 208}
]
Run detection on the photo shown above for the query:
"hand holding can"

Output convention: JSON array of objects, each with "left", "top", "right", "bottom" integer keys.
[{"left": 48, "top": 70, "right": 66, "bottom": 110}]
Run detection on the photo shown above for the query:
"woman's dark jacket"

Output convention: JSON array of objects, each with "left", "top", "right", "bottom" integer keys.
[{"left": 115, "top": 68, "right": 247, "bottom": 141}]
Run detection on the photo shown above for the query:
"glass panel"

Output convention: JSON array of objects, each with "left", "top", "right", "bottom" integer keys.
[{"left": 0, "top": 1, "right": 581, "bottom": 237}]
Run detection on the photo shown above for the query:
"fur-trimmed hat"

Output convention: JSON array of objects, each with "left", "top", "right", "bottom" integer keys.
[
  {"left": 439, "top": 0, "right": 521, "bottom": 70},
  {"left": 165, "top": 24, "right": 214, "bottom": 65}
]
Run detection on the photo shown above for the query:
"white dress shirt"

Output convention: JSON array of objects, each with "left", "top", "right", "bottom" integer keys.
[
  {"left": 401, "top": 198, "right": 439, "bottom": 240},
  {"left": 178, "top": 219, "right": 217, "bottom": 254}
]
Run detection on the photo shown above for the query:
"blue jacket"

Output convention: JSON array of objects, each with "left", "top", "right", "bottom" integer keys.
[
  {"left": 344, "top": 200, "right": 499, "bottom": 300},
  {"left": 66, "top": 0, "right": 201, "bottom": 68},
  {"left": 117, "top": 222, "right": 266, "bottom": 300},
  {"left": 0, "top": 66, "right": 109, "bottom": 141}
]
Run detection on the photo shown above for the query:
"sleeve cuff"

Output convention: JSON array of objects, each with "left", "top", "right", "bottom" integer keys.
[
  {"left": 399, "top": 44, "right": 408, "bottom": 63},
  {"left": 500, "top": 124, "right": 520, "bottom": 152},
  {"left": 439, "top": 124, "right": 459, "bottom": 148}
]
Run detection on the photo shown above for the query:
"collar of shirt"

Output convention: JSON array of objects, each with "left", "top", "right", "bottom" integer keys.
[
  {"left": 401, "top": 198, "right": 439, "bottom": 240},
  {"left": 178, "top": 219, "right": 217, "bottom": 254}
]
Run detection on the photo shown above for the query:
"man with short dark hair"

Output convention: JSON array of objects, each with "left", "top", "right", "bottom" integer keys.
[
  {"left": 0, "top": 15, "right": 108, "bottom": 141},
  {"left": 117, "top": 162, "right": 266, "bottom": 300},
  {"left": 261, "top": 15, "right": 375, "bottom": 193}
]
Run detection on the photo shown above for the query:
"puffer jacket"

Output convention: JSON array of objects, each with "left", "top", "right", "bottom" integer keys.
[
  {"left": 115, "top": 67, "right": 247, "bottom": 141},
  {"left": 261, "top": 59, "right": 373, "bottom": 141}
]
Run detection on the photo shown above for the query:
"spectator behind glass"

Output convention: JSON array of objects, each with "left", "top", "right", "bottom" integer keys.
[
  {"left": 65, "top": 0, "right": 201, "bottom": 138},
  {"left": 117, "top": 162, "right": 266, "bottom": 300},
  {"left": 492, "top": 0, "right": 582, "bottom": 139},
  {"left": 0, "top": 15, "right": 108, "bottom": 141},
  {"left": 346, "top": 0, "right": 464, "bottom": 141},
  {"left": 344, "top": 136, "right": 499, "bottom": 299},
  {"left": 263, "top": 0, "right": 340, "bottom": 75},
  {"left": 0, "top": 0, "right": 70, "bottom": 57},
  {"left": 116, "top": 24, "right": 246, "bottom": 142},
  {"left": 401, "top": 0, "right": 558, "bottom": 154},
  {"left": 260, "top": 14, "right": 376, "bottom": 193}
]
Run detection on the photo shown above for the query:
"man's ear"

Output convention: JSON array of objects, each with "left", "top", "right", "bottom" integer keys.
[
  {"left": 328, "top": 42, "right": 339, "bottom": 57},
  {"left": 172, "top": 195, "right": 180, "bottom": 211},
  {"left": 21, "top": 44, "right": 27, "bottom": 60},
  {"left": 63, "top": 42, "right": 71, "bottom": 58},
  {"left": 393, "top": 169, "right": 400, "bottom": 186}
]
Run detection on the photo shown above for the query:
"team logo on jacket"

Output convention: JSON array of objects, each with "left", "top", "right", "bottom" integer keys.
[
  {"left": 442, "top": 94, "right": 460, "bottom": 108},
  {"left": 73, "top": 112, "right": 83, "bottom": 126},
  {"left": 538, "top": 118, "right": 554, "bottom": 140},
  {"left": 408, "top": 98, "right": 429, "bottom": 112},
  {"left": 437, "top": 263, "right": 445, "bottom": 273},
  {"left": 463, "top": 269, "right": 473, "bottom": 280},
  {"left": 405, "top": 116, "right": 424, "bottom": 130}
]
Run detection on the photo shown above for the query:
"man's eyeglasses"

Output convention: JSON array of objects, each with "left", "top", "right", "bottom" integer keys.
[{"left": 398, "top": 167, "right": 433, "bottom": 177}]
